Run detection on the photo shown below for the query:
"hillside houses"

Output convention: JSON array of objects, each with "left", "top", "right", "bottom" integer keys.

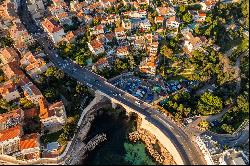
[
  {"left": 182, "top": 31, "right": 207, "bottom": 57},
  {"left": 41, "top": 17, "right": 65, "bottom": 44},
  {"left": 88, "top": 39, "right": 105, "bottom": 55},
  {"left": 1, "top": 61, "right": 24, "bottom": 79},
  {"left": 166, "top": 16, "right": 180, "bottom": 29},
  {"left": 116, "top": 46, "right": 129, "bottom": 58},
  {"left": 156, "top": 7, "right": 176, "bottom": 18},
  {"left": 0, "top": 80, "right": 21, "bottom": 102},
  {"left": 39, "top": 98, "right": 66, "bottom": 134},
  {"left": 0, "top": 125, "right": 23, "bottom": 155},
  {"left": 0, "top": 109, "right": 23, "bottom": 131},
  {"left": 16, "top": 133, "right": 41, "bottom": 160},
  {"left": 0, "top": 0, "right": 70, "bottom": 161},
  {"left": 20, "top": 51, "right": 51, "bottom": 79},
  {"left": 0, "top": 47, "right": 19, "bottom": 65}
]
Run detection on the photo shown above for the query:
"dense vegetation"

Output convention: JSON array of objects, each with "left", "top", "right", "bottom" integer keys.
[
  {"left": 37, "top": 66, "right": 94, "bottom": 145},
  {"left": 0, "top": 36, "right": 14, "bottom": 48}
]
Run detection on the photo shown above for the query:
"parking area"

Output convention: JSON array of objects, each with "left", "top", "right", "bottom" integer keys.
[{"left": 112, "top": 75, "right": 196, "bottom": 103}]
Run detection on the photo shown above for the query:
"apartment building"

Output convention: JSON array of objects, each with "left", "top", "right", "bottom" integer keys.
[
  {"left": 0, "top": 125, "right": 23, "bottom": 155},
  {"left": 0, "top": 109, "right": 23, "bottom": 131}
]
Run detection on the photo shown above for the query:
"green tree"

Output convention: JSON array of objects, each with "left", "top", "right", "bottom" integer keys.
[
  {"left": 182, "top": 12, "right": 193, "bottom": 23},
  {"left": 198, "top": 120, "right": 209, "bottom": 129},
  {"left": 45, "top": 66, "right": 57, "bottom": 77},
  {"left": 197, "top": 92, "right": 223, "bottom": 116},
  {"left": 178, "top": 5, "right": 186, "bottom": 13},
  {"left": 44, "top": 88, "right": 56, "bottom": 99},
  {"left": 19, "top": 97, "right": 34, "bottom": 109},
  {"left": 160, "top": 45, "right": 173, "bottom": 59},
  {"left": 221, "top": 124, "right": 234, "bottom": 134},
  {"left": 76, "top": 84, "right": 88, "bottom": 94},
  {"left": 236, "top": 95, "right": 249, "bottom": 113},
  {"left": 0, "top": 36, "right": 14, "bottom": 48},
  {"left": 0, "top": 99, "right": 9, "bottom": 113},
  {"left": 45, "top": 66, "right": 64, "bottom": 79}
]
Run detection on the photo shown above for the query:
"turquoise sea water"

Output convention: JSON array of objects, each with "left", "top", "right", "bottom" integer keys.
[{"left": 81, "top": 108, "right": 156, "bottom": 165}]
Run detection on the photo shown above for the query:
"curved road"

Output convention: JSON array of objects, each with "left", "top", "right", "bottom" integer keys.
[{"left": 18, "top": 0, "right": 207, "bottom": 165}]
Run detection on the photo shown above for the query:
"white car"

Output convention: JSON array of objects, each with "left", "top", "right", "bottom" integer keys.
[{"left": 135, "top": 101, "right": 140, "bottom": 105}]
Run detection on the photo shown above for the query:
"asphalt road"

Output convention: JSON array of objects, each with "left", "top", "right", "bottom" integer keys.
[{"left": 18, "top": 0, "right": 207, "bottom": 165}]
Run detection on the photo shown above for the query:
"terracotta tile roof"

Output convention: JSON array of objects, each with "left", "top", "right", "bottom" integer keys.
[
  {"left": 64, "top": 31, "right": 75, "bottom": 42},
  {"left": 151, "top": 42, "right": 158, "bottom": 47},
  {"left": 20, "top": 133, "right": 39, "bottom": 150},
  {"left": 73, "top": 27, "right": 85, "bottom": 36},
  {"left": 205, "top": 0, "right": 216, "bottom": 6},
  {"left": 155, "top": 16, "right": 164, "bottom": 22},
  {"left": 39, "top": 98, "right": 64, "bottom": 120},
  {"left": 168, "top": 16, "right": 178, "bottom": 22},
  {"left": 24, "top": 108, "right": 38, "bottom": 119},
  {"left": 89, "top": 2, "right": 100, "bottom": 10},
  {"left": 0, "top": 109, "right": 22, "bottom": 123},
  {"left": 1, "top": 61, "right": 24, "bottom": 79},
  {"left": 39, "top": 97, "right": 49, "bottom": 119},
  {"left": 117, "top": 46, "right": 128, "bottom": 53},
  {"left": 90, "top": 39, "right": 103, "bottom": 49},
  {"left": 95, "top": 57, "right": 108, "bottom": 66},
  {"left": 0, "top": 80, "right": 16, "bottom": 96},
  {"left": 28, "top": 84, "right": 43, "bottom": 96},
  {"left": 0, "top": 125, "right": 22, "bottom": 142},
  {"left": 25, "top": 58, "right": 45, "bottom": 72},
  {"left": 156, "top": 7, "right": 169, "bottom": 16},
  {"left": 76, "top": 11, "right": 84, "bottom": 18},
  {"left": 56, "top": 12, "right": 68, "bottom": 19},
  {"left": 0, "top": 47, "right": 18, "bottom": 63},
  {"left": 102, "top": 0, "right": 116, "bottom": 3},
  {"left": 137, "top": 0, "right": 148, "bottom": 4},
  {"left": 96, "top": 25, "right": 103, "bottom": 31},
  {"left": 105, "top": 32, "right": 115, "bottom": 41},
  {"left": 49, "top": 101, "right": 64, "bottom": 112},
  {"left": 184, "top": 32, "right": 201, "bottom": 46},
  {"left": 199, "top": 12, "right": 206, "bottom": 17},
  {"left": 41, "top": 17, "right": 63, "bottom": 34},
  {"left": 20, "top": 51, "right": 36, "bottom": 66}
]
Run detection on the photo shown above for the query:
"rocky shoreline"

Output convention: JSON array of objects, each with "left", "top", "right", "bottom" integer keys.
[{"left": 128, "top": 116, "right": 176, "bottom": 165}]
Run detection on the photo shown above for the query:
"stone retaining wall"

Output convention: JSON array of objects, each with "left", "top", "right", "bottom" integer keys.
[{"left": 128, "top": 116, "right": 176, "bottom": 165}]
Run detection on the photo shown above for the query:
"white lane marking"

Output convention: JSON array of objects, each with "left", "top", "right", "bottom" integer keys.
[{"left": 156, "top": 115, "right": 174, "bottom": 129}]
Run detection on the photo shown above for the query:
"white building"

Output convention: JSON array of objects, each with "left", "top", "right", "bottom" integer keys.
[
  {"left": 87, "top": 39, "right": 105, "bottom": 55},
  {"left": 0, "top": 125, "right": 22, "bottom": 155},
  {"left": 166, "top": 16, "right": 180, "bottom": 29},
  {"left": 39, "top": 98, "right": 67, "bottom": 134},
  {"left": 41, "top": 17, "right": 65, "bottom": 44},
  {"left": 139, "top": 18, "right": 151, "bottom": 31},
  {"left": 27, "top": 0, "right": 45, "bottom": 20},
  {"left": 116, "top": 46, "right": 129, "bottom": 58},
  {"left": 219, "top": 149, "right": 249, "bottom": 165}
]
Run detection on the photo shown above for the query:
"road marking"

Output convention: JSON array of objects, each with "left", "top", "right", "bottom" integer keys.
[{"left": 156, "top": 115, "right": 173, "bottom": 129}]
